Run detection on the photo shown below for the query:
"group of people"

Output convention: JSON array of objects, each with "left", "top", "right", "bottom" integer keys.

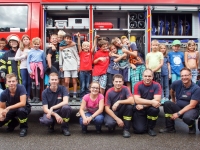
[{"left": 0, "top": 31, "right": 200, "bottom": 138}]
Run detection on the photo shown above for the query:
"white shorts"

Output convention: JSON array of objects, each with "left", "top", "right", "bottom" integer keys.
[{"left": 64, "top": 70, "right": 78, "bottom": 78}]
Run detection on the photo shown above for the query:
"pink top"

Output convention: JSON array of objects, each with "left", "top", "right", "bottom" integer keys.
[{"left": 83, "top": 93, "right": 104, "bottom": 114}]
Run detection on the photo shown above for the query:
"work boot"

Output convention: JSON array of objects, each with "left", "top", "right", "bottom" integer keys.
[
  {"left": 123, "top": 130, "right": 131, "bottom": 138},
  {"left": 108, "top": 126, "right": 116, "bottom": 133},
  {"left": 148, "top": 129, "right": 157, "bottom": 136},
  {"left": 6, "top": 118, "right": 19, "bottom": 132},
  {"left": 159, "top": 128, "right": 176, "bottom": 133},
  {"left": 189, "top": 124, "right": 196, "bottom": 134},
  {"left": 48, "top": 125, "right": 54, "bottom": 133},
  {"left": 35, "top": 87, "right": 40, "bottom": 103},
  {"left": 19, "top": 128, "right": 27, "bottom": 137},
  {"left": 62, "top": 128, "right": 71, "bottom": 136}
]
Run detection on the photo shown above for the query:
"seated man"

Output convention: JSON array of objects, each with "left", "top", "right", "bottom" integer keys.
[
  {"left": 160, "top": 67, "right": 200, "bottom": 134},
  {"left": 0, "top": 73, "right": 31, "bottom": 137},
  {"left": 39, "top": 72, "right": 72, "bottom": 136},
  {"left": 133, "top": 69, "right": 161, "bottom": 136},
  {"left": 104, "top": 74, "right": 134, "bottom": 138}
]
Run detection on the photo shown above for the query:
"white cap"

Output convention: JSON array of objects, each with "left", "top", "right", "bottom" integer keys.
[{"left": 8, "top": 35, "right": 19, "bottom": 43}]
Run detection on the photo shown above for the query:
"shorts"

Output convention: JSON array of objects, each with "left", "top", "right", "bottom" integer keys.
[
  {"left": 119, "top": 67, "right": 130, "bottom": 82},
  {"left": 93, "top": 74, "right": 107, "bottom": 89},
  {"left": 64, "top": 70, "right": 78, "bottom": 78}
]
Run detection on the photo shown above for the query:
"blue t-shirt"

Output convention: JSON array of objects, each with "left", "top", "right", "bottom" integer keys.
[
  {"left": 107, "top": 56, "right": 119, "bottom": 75},
  {"left": 168, "top": 51, "right": 184, "bottom": 76},
  {"left": 59, "top": 40, "right": 67, "bottom": 47},
  {"left": 161, "top": 56, "right": 169, "bottom": 76},
  {"left": 0, "top": 50, "right": 6, "bottom": 59},
  {"left": 117, "top": 48, "right": 129, "bottom": 69},
  {"left": 0, "top": 84, "right": 27, "bottom": 106},
  {"left": 42, "top": 85, "right": 69, "bottom": 109},
  {"left": 134, "top": 81, "right": 162, "bottom": 100},
  {"left": 171, "top": 80, "right": 200, "bottom": 108},
  {"left": 105, "top": 86, "right": 132, "bottom": 107}
]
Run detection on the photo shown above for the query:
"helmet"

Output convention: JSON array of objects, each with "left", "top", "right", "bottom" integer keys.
[
  {"left": 8, "top": 35, "right": 19, "bottom": 43},
  {"left": 172, "top": 40, "right": 181, "bottom": 46}
]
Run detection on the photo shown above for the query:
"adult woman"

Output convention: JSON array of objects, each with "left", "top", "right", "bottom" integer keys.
[{"left": 79, "top": 82, "right": 104, "bottom": 134}]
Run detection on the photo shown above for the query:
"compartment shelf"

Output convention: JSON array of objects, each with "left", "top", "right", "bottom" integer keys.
[
  {"left": 94, "top": 28, "right": 145, "bottom": 31},
  {"left": 151, "top": 36, "right": 198, "bottom": 39},
  {"left": 46, "top": 27, "right": 89, "bottom": 30}
]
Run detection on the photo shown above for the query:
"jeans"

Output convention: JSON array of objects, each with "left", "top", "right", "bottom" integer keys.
[
  {"left": 171, "top": 74, "right": 180, "bottom": 83},
  {"left": 161, "top": 75, "right": 169, "bottom": 99},
  {"left": 79, "top": 71, "right": 91, "bottom": 98},
  {"left": 191, "top": 69, "right": 198, "bottom": 83},
  {"left": 79, "top": 112, "right": 104, "bottom": 131},
  {"left": 20, "top": 69, "right": 31, "bottom": 97}
]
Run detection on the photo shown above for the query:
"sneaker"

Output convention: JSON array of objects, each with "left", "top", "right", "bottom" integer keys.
[
  {"left": 76, "top": 112, "right": 80, "bottom": 117},
  {"left": 82, "top": 130, "right": 87, "bottom": 134},
  {"left": 160, "top": 98, "right": 166, "bottom": 105},
  {"left": 6, "top": 119, "right": 19, "bottom": 132},
  {"left": 34, "top": 98, "right": 40, "bottom": 103},
  {"left": 73, "top": 93, "right": 77, "bottom": 98},
  {"left": 108, "top": 127, "right": 115, "bottom": 133},
  {"left": 148, "top": 129, "right": 157, "bottom": 136},
  {"left": 189, "top": 124, "right": 196, "bottom": 134},
  {"left": 62, "top": 129, "right": 71, "bottom": 136},
  {"left": 19, "top": 128, "right": 27, "bottom": 137},
  {"left": 123, "top": 130, "right": 131, "bottom": 138},
  {"left": 159, "top": 128, "right": 176, "bottom": 133},
  {"left": 48, "top": 125, "right": 54, "bottom": 133}
]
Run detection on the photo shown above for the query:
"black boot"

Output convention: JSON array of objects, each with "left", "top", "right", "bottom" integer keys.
[
  {"left": 160, "top": 117, "right": 176, "bottom": 133},
  {"left": 35, "top": 84, "right": 40, "bottom": 103},
  {"left": 189, "top": 123, "right": 196, "bottom": 134},
  {"left": 31, "top": 82, "right": 36, "bottom": 103}
]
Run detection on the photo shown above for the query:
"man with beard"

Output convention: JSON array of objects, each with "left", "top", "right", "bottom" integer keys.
[
  {"left": 104, "top": 74, "right": 134, "bottom": 138},
  {"left": 160, "top": 67, "right": 200, "bottom": 134},
  {"left": 132, "top": 69, "right": 161, "bottom": 136}
]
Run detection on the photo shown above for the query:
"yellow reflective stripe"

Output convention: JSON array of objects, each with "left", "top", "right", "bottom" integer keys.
[
  {"left": 123, "top": 116, "right": 132, "bottom": 121},
  {"left": 188, "top": 125, "right": 193, "bottom": 128},
  {"left": 0, "top": 65, "right": 6, "bottom": 69},
  {"left": 147, "top": 115, "right": 158, "bottom": 120},
  {"left": 165, "top": 114, "right": 172, "bottom": 118},
  {"left": 18, "top": 118, "right": 28, "bottom": 123},
  {"left": 63, "top": 118, "right": 70, "bottom": 122},
  {"left": 17, "top": 65, "right": 22, "bottom": 84},
  {"left": 0, "top": 59, "right": 6, "bottom": 64},
  {"left": 4, "top": 120, "right": 12, "bottom": 126},
  {"left": 7, "top": 61, "right": 11, "bottom": 65},
  {"left": 8, "top": 66, "right": 12, "bottom": 74}
]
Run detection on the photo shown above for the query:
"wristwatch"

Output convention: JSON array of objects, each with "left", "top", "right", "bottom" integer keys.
[{"left": 177, "top": 112, "right": 181, "bottom": 117}]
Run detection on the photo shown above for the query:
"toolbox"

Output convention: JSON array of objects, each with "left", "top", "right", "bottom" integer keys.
[
  {"left": 54, "top": 20, "right": 68, "bottom": 28},
  {"left": 68, "top": 18, "right": 89, "bottom": 27},
  {"left": 94, "top": 22, "right": 113, "bottom": 29}
]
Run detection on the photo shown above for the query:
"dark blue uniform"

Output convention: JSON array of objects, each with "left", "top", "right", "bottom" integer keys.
[
  {"left": 163, "top": 80, "right": 200, "bottom": 130},
  {"left": 133, "top": 81, "right": 162, "bottom": 133}
]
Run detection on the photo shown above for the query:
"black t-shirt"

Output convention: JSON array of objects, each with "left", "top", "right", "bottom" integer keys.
[
  {"left": 171, "top": 80, "right": 200, "bottom": 108},
  {"left": 46, "top": 46, "right": 59, "bottom": 70},
  {"left": 42, "top": 85, "right": 69, "bottom": 109},
  {"left": 1, "top": 84, "right": 27, "bottom": 106}
]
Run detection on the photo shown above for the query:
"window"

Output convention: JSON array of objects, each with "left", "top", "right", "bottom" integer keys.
[{"left": 0, "top": 6, "right": 28, "bottom": 32}]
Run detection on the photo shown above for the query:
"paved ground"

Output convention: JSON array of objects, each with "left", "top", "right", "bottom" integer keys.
[{"left": 0, "top": 107, "right": 200, "bottom": 150}]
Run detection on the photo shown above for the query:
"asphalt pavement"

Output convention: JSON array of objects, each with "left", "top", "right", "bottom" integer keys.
[{"left": 0, "top": 107, "right": 200, "bottom": 150}]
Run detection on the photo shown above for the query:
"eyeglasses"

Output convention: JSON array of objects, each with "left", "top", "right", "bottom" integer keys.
[
  {"left": 91, "top": 87, "right": 99, "bottom": 90},
  {"left": 181, "top": 74, "right": 191, "bottom": 78}
]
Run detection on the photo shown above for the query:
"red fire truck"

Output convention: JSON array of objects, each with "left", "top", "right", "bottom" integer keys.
[{"left": 0, "top": 0, "right": 200, "bottom": 108}]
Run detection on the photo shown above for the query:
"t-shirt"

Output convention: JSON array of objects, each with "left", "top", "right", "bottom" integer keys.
[
  {"left": 79, "top": 51, "right": 92, "bottom": 71},
  {"left": 161, "top": 56, "right": 169, "bottom": 76},
  {"left": 168, "top": 51, "right": 184, "bottom": 76},
  {"left": 0, "top": 50, "right": 6, "bottom": 59},
  {"left": 171, "top": 80, "right": 200, "bottom": 108},
  {"left": 107, "top": 56, "right": 119, "bottom": 75},
  {"left": 42, "top": 85, "right": 69, "bottom": 109},
  {"left": 134, "top": 81, "right": 162, "bottom": 100},
  {"left": 92, "top": 49, "right": 109, "bottom": 76},
  {"left": 83, "top": 93, "right": 104, "bottom": 114},
  {"left": 105, "top": 86, "right": 132, "bottom": 108},
  {"left": 0, "top": 84, "right": 28, "bottom": 106},
  {"left": 117, "top": 48, "right": 129, "bottom": 69},
  {"left": 146, "top": 51, "right": 163, "bottom": 72},
  {"left": 46, "top": 47, "right": 59, "bottom": 70},
  {"left": 129, "top": 44, "right": 144, "bottom": 67}
]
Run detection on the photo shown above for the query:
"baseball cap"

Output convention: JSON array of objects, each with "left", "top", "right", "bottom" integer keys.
[{"left": 172, "top": 40, "right": 181, "bottom": 46}]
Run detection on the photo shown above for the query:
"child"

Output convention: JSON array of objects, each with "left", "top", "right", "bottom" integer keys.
[
  {"left": 59, "top": 33, "right": 80, "bottom": 98},
  {"left": 27, "top": 37, "right": 46, "bottom": 103},
  {"left": 184, "top": 40, "right": 199, "bottom": 83},
  {"left": 111, "top": 37, "right": 131, "bottom": 90},
  {"left": 159, "top": 44, "right": 171, "bottom": 104},
  {"left": 106, "top": 44, "right": 120, "bottom": 90},
  {"left": 15, "top": 35, "right": 32, "bottom": 102},
  {"left": 93, "top": 40, "right": 109, "bottom": 95},
  {"left": 168, "top": 40, "right": 184, "bottom": 82},
  {"left": 0, "top": 38, "right": 7, "bottom": 89},
  {"left": 146, "top": 40, "right": 163, "bottom": 83},
  {"left": 78, "top": 33, "right": 98, "bottom": 100}
]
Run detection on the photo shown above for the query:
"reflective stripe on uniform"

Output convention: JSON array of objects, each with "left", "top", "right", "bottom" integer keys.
[
  {"left": 63, "top": 118, "right": 70, "bottom": 122},
  {"left": 8, "top": 66, "right": 12, "bottom": 74},
  {"left": 165, "top": 114, "right": 172, "bottom": 118},
  {"left": 0, "top": 59, "right": 6, "bottom": 64},
  {"left": 123, "top": 116, "right": 132, "bottom": 121},
  {"left": 18, "top": 118, "right": 28, "bottom": 123},
  {"left": 0, "top": 65, "right": 6, "bottom": 69},
  {"left": 4, "top": 120, "right": 12, "bottom": 126},
  {"left": 147, "top": 115, "right": 158, "bottom": 120},
  {"left": 7, "top": 61, "right": 11, "bottom": 65}
]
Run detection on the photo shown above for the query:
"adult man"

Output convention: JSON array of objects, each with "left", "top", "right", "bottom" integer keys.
[
  {"left": 39, "top": 72, "right": 72, "bottom": 136},
  {"left": 104, "top": 74, "right": 134, "bottom": 138},
  {"left": 160, "top": 67, "right": 200, "bottom": 134},
  {"left": 0, "top": 73, "right": 31, "bottom": 137},
  {"left": 133, "top": 69, "right": 161, "bottom": 136}
]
